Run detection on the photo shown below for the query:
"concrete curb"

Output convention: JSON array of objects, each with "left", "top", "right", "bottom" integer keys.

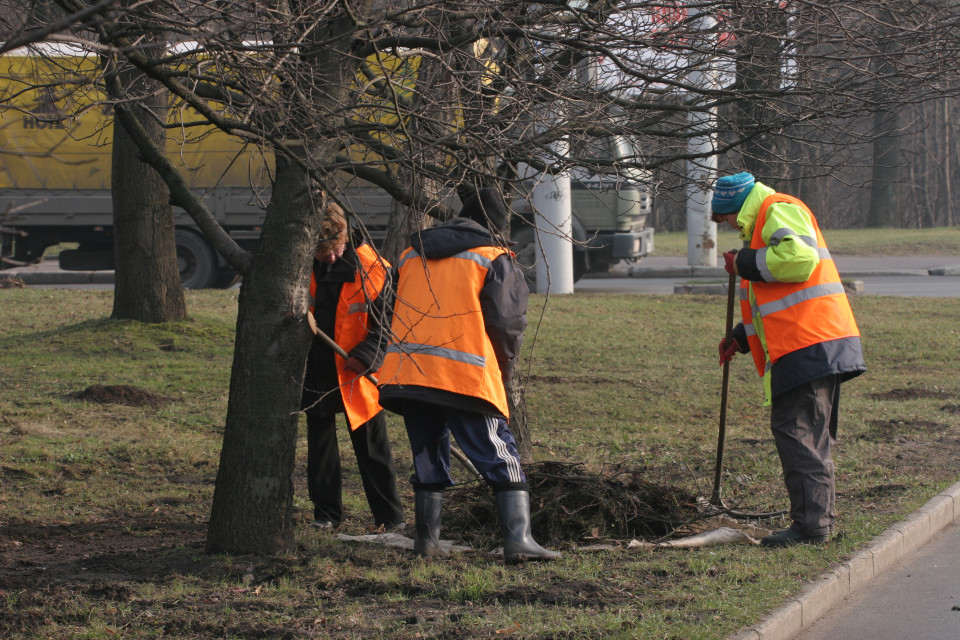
[
  {"left": 6, "top": 270, "right": 114, "bottom": 285},
  {"left": 727, "top": 479, "right": 960, "bottom": 640}
]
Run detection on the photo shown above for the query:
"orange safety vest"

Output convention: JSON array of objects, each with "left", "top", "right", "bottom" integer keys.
[
  {"left": 309, "top": 244, "right": 390, "bottom": 429},
  {"left": 380, "top": 244, "right": 511, "bottom": 418},
  {"left": 741, "top": 193, "right": 860, "bottom": 378}
]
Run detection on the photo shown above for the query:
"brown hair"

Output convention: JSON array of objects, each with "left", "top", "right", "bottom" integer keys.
[{"left": 316, "top": 203, "right": 348, "bottom": 253}]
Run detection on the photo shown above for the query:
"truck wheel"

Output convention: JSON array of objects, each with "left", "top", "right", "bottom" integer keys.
[
  {"left": 510, "top": 227, "right": 588, "bottom": 291},
  {"left": 175, "top": 229, "right": 218, "bottom": 289}
]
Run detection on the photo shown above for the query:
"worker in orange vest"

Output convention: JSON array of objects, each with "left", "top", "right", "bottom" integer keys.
[
  {"left": 713, "top": 172, "right": 866, "bottom": 547},
  {"left": 301, "top": 202, "right": 404, "bottom": 532},
  {"left": 379, "top": 187, "right": 560, "bottom": 563}
]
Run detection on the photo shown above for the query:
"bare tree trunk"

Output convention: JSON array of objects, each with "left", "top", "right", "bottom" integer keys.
[
  {"left": 945, "top": 99, "right": 955, "bottom": 227},
  {"left": 867, "top": 107, "right": 901, "bottom": 228},
  {"left": 381, "top": 192, "right": 432, "bottom": 264},
  {"left": 206, "top": 153, "right": 316, "bottom": 555},
  {"left": 508, "top": 368, "right": 533, "bottom": 463},
  {"left": 107, "top": 42, "right": 186, "bottom": 321},
  {"left": 733, "top": 2, "right": 788, "bottom": 183},
  {"left": 867, "top": 8, "right": 901, "bottom": 228}
]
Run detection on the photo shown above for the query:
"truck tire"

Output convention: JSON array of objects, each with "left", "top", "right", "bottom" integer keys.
[
  {"left": 175, "top": 229, "right": 218, "bottom": 289},
  {"left": 510, "top": 226, "right": 588, "bottom": 291}
]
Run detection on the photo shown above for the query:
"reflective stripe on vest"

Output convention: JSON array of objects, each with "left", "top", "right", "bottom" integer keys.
[
  {"left": 310, "top": 244, "right": 390, "bottom": 429},
  {"left": 380, "top": 244, "right": 510, "bottom": 418},
  {"left": 740, "top": 193, "right": 860, "bottom": 378}
]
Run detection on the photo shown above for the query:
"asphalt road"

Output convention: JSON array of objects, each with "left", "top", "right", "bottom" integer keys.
[
  {"left": 575, "top": 255, "right": 960, "bottom": 297},
  {"left": 795, "top": 520, "right": 960, "bottom": 640},
  {"left": 8, "top": 255, "right": 960, "bottom": 297},
  {"left": 575, "top": 273, "right": 960, "bottom": 296}
]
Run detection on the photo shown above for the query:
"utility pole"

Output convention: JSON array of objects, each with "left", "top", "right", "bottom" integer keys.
[
  {"left": 685, "top": 4, "right": 719, "bottom": 267},
  {"left": 531, "top": 136, "right": 574, "bottom": 294}
]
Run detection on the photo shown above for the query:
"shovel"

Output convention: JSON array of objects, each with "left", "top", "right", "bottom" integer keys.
[
  {"left": 306, "top": 311, "right": 483, "bottom": 481},
  {"left": 707, "top": 272, "right": 787, "bottom": 521},
  {"left": 709, "top": 269, "right": 737, "bottom": 507}
]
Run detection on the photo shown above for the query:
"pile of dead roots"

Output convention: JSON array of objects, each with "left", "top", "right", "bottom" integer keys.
[{"left": 443, "top": 461, "right": 700, "bottom": 548}]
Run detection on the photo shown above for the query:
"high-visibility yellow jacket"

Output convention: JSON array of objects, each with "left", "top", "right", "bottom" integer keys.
[{"left": 732, "top": 183, "right": 865, "bottom": 404}]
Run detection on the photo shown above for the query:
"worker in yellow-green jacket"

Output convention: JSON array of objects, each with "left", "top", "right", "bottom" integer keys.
[{"left": 713, "top": 172, "right": 866, "bottom": 548}]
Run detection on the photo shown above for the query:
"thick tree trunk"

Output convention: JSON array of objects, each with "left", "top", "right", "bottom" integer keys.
[
  {"left": 206, "top": 154, "right": 317, "bottom": 555},
  {"left": 109, "top": 49, "right": 186, "bottom": 321}
]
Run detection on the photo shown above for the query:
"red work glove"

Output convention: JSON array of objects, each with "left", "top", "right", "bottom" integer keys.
[
  {"left": 722, "top": 251, "right": 738, "bottom": 275},
  {"left": 344, "top": 356, "right": 368, "bottom": 374},
  {"left": 719, "top": 337, "right": 740, "bottom": 365}
]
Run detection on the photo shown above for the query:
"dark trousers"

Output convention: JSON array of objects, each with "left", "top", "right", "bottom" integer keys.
[
  {"left": 306, "top": 411, "right": 404, "bottom": 527},
  {"left": 770, "top": 374, "right": 841, "bottom": 537},
  {"left": 401, "top": 402, "right": 526, "bottom": 489}
]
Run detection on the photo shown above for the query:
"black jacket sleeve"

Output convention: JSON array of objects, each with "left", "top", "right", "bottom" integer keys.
[
  {"left": 346, "top": 267, "right": 394, "bottom": 371},
  {"left": 732, "top": 322, "right": 750, "bottom": 353},
  {"left": 479, "top": 253, "right": 528, "bottom": 384}
]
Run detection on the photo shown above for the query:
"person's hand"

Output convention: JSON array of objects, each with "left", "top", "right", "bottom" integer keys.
[
  {"left": 722, "top": 251, "right": 738, "bottom": 275},
  {"left": 344, "top": 356, "right": 368, "bottom": 374},
  {"left": 719, "top": 337, "right": 739, "bottom": 365}
]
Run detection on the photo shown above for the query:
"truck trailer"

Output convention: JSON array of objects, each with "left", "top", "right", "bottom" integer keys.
[{"left": 0, "top": 42, "right": 653, "bottom": 289}]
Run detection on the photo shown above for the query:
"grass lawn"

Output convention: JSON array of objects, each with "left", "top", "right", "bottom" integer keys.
[{"left": 1, "top": 234, "right": 959, "bottom": 638}]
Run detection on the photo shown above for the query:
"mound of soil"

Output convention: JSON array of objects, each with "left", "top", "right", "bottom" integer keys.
[{"left": 75, "top": 384, "right": 173, "bottom": 408}]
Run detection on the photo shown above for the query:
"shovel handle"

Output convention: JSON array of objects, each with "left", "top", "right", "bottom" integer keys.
[
  {"left": 710, "top": 270, "right": 737, "bottom": 506},
  {"left": 307, "top": 310, "right": 379, "bottom": 385},
  {"left": 305, "top": 311, "right": 482, "bottom": 481}
]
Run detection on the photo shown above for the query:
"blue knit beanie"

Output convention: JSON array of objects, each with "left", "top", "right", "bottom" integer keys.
[{"left": 711, "top": 172, "right": 755, "bottom": 214}]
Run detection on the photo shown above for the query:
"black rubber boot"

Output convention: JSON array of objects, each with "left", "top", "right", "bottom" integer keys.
[
  {"left": 760, "top": 527, "right": 829, "bottom": 548},
  {"left": 495, "top": 490, "right": 561, "bottom": 564},
  {"left": 413, "top": 490, "right": 444, "bottom": 557}
]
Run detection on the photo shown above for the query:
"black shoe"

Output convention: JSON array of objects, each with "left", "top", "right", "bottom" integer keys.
[{"left": 760, "top": 528, "right": 829, "bottom": 548}]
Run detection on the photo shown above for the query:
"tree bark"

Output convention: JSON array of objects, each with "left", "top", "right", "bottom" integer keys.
[
  {"left": 867, "top": 9, "right": 901, "bottom": 228},
  {"left": 206, "top": 153, "right": 316, "bottom": 555},
  {"left": 733, "top": 2, "right": 788, "bottom": 182},
  {"left": 508, "top": 367, "right": 533, "bottom": 463},
  {"left": 108, "top": 46, "right": 186, "bottom": 321}
]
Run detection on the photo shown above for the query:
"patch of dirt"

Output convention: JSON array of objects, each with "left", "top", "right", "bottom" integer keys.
[
  {"left": 74, "top": 384, "right": 174, "bottom": 407},
  {"left": 868, "top": 387, "right": 955, "bottom": 400},
  {"left": 0, "top": 276, "right": 25, "bottom": 288},
  {"left": 526, "top": 374, "right": 626, "bottom": 385},
  {"left": 2, "top": 447, "right": 958, "bottom": 638},
  {"left": 0, "top": 514, "right": 211, "bottom": 591}
]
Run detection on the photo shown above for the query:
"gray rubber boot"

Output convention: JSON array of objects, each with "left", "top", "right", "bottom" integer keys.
[
  {"left": 413, "top": 490, "right": 444, "bottom": 557},
  {"left": 496, "top": 490, "right": 561, "bottom": 563}
]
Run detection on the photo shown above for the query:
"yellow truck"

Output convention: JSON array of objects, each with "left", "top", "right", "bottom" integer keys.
[{"left": 0, "top": 42, "right": 653, "bottom": 288}]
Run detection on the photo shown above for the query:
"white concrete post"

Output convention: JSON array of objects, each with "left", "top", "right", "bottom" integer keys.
[{"left": 532, "top": 137, "right": 574, "bottom": 294}]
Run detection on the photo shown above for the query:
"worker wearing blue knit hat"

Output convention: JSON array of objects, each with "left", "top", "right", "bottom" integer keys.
[
  {"left": 711, "top": 172, "right": 865, "bottom": 549},
  {"left": 710, "top": 171, "right": 755, "bottom": 217}
]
